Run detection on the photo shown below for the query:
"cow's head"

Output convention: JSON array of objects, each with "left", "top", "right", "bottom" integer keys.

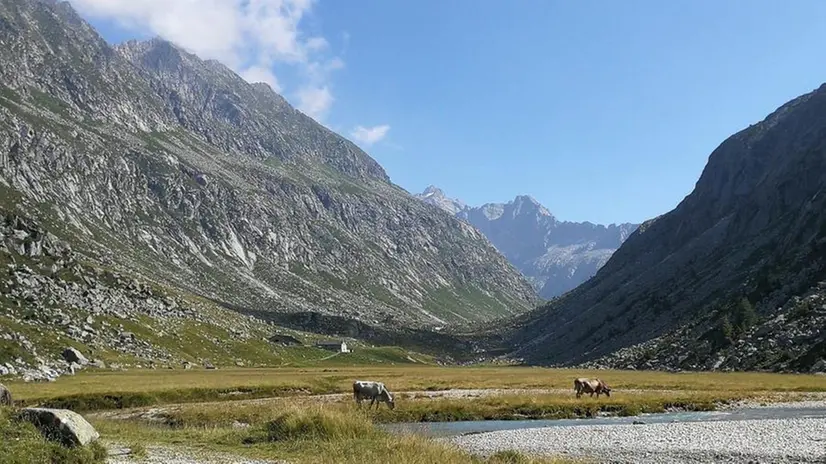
[
  {"left": 382, "top": 391, "right": 396, "bottom": 409},
  {"left": 602, "top": 384, "right": 611, "bottom": 397}
]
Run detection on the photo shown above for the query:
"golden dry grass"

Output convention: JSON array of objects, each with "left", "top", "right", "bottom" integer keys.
[
  {"left": 91, "top": 404, "right": 579, "bottom": 464},
  {"left": 10, "top": 365, "right": 826, "bottom": 406},
  {"left": 150, "top": 390, "right": 750, "bottom": 428}
]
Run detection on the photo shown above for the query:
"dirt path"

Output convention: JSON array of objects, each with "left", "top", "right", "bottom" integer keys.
[{"left": 106, "top": 443, "right": 286, "bottom": 464}]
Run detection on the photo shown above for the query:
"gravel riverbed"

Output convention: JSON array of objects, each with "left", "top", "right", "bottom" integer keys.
[
  {"left": 106, "top": 444, "right": 285, "bottom": 464},
  {"left": 449, "top": 417, "right": 826, "bottom": 463}
]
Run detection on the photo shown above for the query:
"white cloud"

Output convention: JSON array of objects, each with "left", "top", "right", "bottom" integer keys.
[
  {"left": 350, "top": 125, "right": 390, "bottom": 146},
  {"left": 297, "top": 86, "right": 333, "bottom": 120},
  {"left": 68, "top": 0, "right": 343, "bottom": 120},
  {"left": 305, "top": 36, "right": 328, "bottom": 52}
]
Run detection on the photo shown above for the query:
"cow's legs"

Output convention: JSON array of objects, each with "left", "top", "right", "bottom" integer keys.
[{"left": 369, "top": 398, "right": 376, "bottom": 409}]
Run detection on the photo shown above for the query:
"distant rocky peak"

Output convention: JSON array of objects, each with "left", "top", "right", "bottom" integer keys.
[
  {"left": 510, "top": 195, "right": 553, "bottom": 218},
  {"left": 415, "top": 186, "right": 467, "bottom": 215},
  {"left": 421, "top": 185, "right": 446, "bottom": 197}
]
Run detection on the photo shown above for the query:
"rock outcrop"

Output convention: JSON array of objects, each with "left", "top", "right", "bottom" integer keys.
[
  {"left": 61, "top": 348, "right": 88, "bottom": 366},
  {"left": 416, "top": 186, "right": 638, "bottom": 298},
  {"left": 0, "top": 0, "right": 536, "bottom": 339},
  {"left": 506, "top": 83, "right": 826, "bottom": 372},
  {"left": 18, "top": 408, "right": 99, "bottom": 447},
  {"left": 0, "top": 383, "right": 11, "bottom": 406}
]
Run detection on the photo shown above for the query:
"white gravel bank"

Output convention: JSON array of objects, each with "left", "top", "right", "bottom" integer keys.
[
  {"left": 106, "top": 444, "right": 285, "bottom": 464},
  {"left": 449, "top": 417, "right": 826, "bottom": 463}
]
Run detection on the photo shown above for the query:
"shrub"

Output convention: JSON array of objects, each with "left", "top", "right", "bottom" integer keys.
[
  {"left": 127, "top": 442, "right": 147, "bottom": 459},
  {"left": 264, "top": 405, "right": 378, "bottom": 442}
]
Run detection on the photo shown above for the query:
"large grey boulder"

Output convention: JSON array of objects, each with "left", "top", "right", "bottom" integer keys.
[
  {"left": 18, "top": 408, "right": 99, "bottom": 447},
  {"left": 0, "top": 383, "right": 11, "bottom": 406},
  {"left": 61, "top": 347, "right": 89, "bottom": 366}
]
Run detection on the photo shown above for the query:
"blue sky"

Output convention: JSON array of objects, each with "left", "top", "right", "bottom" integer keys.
[{"left": 71, "top": 0, "right": 826, "bottom": 225}]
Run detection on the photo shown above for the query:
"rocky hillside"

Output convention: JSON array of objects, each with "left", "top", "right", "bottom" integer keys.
[
  {"left": 416, "top": 186, "right": 638, "bottom": 298},
  {"left": 506, "top": 83, "right": 826, "bottom": 372},
  {"left": 0, "top": 0, "right": 537, "bottom": 343},
  {"left": 0, "top": 209, "right": 438, "bottom": 381}
]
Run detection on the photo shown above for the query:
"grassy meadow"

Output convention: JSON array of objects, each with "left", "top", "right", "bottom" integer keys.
[
  {"left": 8, "top": 365, "right": 826, "bottom": 410},
  {"left": 4, "top": 365, "right": 826, "bottom": 463}
]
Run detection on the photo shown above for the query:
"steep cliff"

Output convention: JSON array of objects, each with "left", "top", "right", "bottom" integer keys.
[{"left": 509, "top": 83, "right": 826, "bottom": 372}]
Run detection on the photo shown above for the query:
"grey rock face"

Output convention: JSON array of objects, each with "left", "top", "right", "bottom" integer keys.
[
  {"left": 416, "top": 187, "right": 638, "bottom": 298},
  {"left": 0, "top": 0, "right": 536, "bottom": 333},
  {"left": 508, "top": 82, "right": 826, "bottom": 372},
  {"left": 61, "top": 347, "right": 88, "bottom": 366},
  {"left": 18, "top": 407, "right": 100, "bottom": 447},
  {"left": 0, "top": 383, "right": 11, "bottom": 405}
]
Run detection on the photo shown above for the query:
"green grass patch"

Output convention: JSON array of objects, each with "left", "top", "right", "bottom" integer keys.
[
  {"left": 262, "top": 405, "right": 379, "bottom": 442},
  {"left": 0, "top": 407, "right": 107, "bottom": 464},
  {"left": 24, "top": 383, "right": 338, "bottom": 412}
]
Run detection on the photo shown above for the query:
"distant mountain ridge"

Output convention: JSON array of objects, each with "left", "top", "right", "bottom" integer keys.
[{"left": 415, "top": 186, "right": 639, "bottom": 298}]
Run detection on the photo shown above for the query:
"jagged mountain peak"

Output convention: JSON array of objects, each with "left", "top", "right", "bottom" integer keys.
[
  {"left": 422, "top": 185, "right": 444, "bottom": 196},
  {"left": 509, "top": 195, "right": 553, "bottom": 218},
  {"left": 416, "top": 187, "right": 639, "bottom": 298},
  {"left": 415, "top": 186, "right": 467, "bottom": 215}
]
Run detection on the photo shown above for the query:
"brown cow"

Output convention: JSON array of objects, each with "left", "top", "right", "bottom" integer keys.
[{"left": 574, "top": 378, "right": 611, "bottom": 398}]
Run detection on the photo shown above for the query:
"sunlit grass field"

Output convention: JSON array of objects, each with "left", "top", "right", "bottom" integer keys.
[
  {"left": 4, "top": 366, "right": 825, "bottom": 463},
  {"left": 8, "top": 365, "right": 826, "bottom": 409}
]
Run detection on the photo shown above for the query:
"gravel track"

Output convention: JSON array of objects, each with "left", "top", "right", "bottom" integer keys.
[
  {"left": 449, "top": 415, "right": 826, "bottom": 463},
  {"left": 106, "top": 444, "right": 285, "bottom": 464}
]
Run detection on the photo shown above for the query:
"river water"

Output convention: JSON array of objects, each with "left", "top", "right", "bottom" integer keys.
[{"left": 380, "top": 406, "right": 826, "bottom": 438}]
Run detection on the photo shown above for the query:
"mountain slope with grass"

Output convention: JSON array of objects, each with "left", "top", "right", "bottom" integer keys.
[
  {"left": 0, "top": 0, "right": 536, "bottom": 352},
  {"left": 507, "top": 83, "right": 826, "bottom": 373}
]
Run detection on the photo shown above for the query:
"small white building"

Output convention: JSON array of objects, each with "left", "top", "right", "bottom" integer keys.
[{"left": 315, "top": 340, "right": 350, "bottom": 353}]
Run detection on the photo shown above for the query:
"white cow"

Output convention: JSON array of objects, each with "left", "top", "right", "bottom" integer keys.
[{"left": 353, "top": 380, "right": 396, "bottom": 410}]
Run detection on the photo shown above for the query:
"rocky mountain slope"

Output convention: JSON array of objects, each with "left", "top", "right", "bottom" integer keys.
[
  {"left": 0, "top": 209, "right": 435, "bottom": 381},
  {"left": 0, "top": 0, "right": 536, "bottom": 347},
  {"left": 506, "top": 83, "right": 826, "bottom": 372},
  {"left": 416, "top": 186, "right": 638, "bottom": 298}
]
